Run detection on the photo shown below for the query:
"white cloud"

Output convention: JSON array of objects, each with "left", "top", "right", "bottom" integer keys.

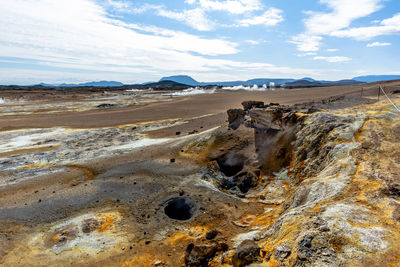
[
  {"left": 313, "top": 56, "right": 352, "bottom": 62},
  {"left": 157, "top": 8, "right": 215, "bottom": 31},
  {"left": 185, "top": 0, "right": 197, "bottom": 4},
  {"left": 245, "top": 40, "right": 260, "bottom": 45},
  {"left": 290, "top": 34, "right": 322, "bottom": 52},
  {"left": 326, "top": 48, "right": 339, "bottom": 52},
  {"left": 197, "top": 0, "right": 262, "bottom": 14},
  {"left": 106, "top": 0, "right": 161, "bottom": 14},
  {"left": 366, "top": 41, "right": 391, "bottom": 47},
  {"left": 297, "top": 52, "right": 317, "bottom": 57},
  {"left": 238, "top": 7, "right": 283, "bottom": 27},
  {"left": 0, "top": 0, "right": 319, "bottom": 84},
  {"left": 304, "top": 0, "right": 383, "bottom": 35},
  {"left": 331, "top": 13, "right": 400, "bottom": 40},
  {"left": 291, "top": 0, "right": 383, "bottom": 51}
]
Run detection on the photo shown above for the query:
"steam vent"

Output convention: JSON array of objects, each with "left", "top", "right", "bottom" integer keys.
[{"left": 1, "top": 93, "right": 400, "bottom": 267}]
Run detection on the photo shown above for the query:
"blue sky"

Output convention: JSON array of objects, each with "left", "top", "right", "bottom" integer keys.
[{"left": 0, "top": 0, "right": 399, "bottom": 84}]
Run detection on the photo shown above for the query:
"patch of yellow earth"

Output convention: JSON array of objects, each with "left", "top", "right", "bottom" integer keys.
[
  {"left": 250, "top": 206, "right": 284, "bottom": 228},
  {"left": 121, "top": 253, "right": 163, "bottom": 267},
  {"left": 66, "top": 165, "right": 97, "bottom": 181},
  {"left": 180, "top": 136, "right": 217, "bottom": 162},
  {"left": 165, "top": 226, "right": 210, "bottom": 246},
  {"left": 1, "top": 211, "right": 132, "bottom": 266}
]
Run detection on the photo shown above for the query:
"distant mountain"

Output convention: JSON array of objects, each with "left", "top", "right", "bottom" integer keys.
[
  {"left": 145, "top": 80, "right": 189, "bottom": 89},
  {"left": 241, "top": 78, "right": 295, "bottom": 86},
  {"left": 78, "top": 81, "right": 124, "bottom": 87},
  {"left": 353, "top": 75, "right": 400, "bottom": 83},
  {"left": 160, "top": 75, "right": 295, "bottom": 86},
  {"left": 301, "top": 77, "right": 316, "bottom": 82},
  {"left": 283, "top": 79, "right": 362, "bottom": 88},
  {"left": 160, "top": 75, "right": 200, "bottom": 86},
  {"left": 37, "top": 81, "right": 124, "bottom": 87}
]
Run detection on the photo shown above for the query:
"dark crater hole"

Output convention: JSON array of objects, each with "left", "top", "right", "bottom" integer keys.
[
  {"left": 216, "top": 152, "right": 245, "bottom": 177},
  {"left": 164, "top": 197, "right": 194, "bottom": 221}
]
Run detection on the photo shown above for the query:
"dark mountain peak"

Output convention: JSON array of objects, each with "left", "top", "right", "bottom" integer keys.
[
  {"left": 160, "top": 75, "right": 200, "bottom": 86},
  {"left": 301, "top": 77, "right": 315, "bottom": 82}
]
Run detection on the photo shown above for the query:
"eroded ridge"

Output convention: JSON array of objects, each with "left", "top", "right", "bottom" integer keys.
[{"left": 187, "top": 99, "right": 400, "bottom": 266}]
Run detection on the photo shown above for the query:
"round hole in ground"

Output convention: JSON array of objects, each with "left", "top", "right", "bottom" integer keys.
[{"left": 164, "top": 197, "right": 194, "bottom": 221}]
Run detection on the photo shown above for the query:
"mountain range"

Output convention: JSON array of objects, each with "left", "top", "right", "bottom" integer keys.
[
  {"left": 159, "top": 75, "right": 297, "bottom": 86},
  {"left": 33, "top": 75, "right": 400, "bottom": 88},
  {"left": 352, "top": 75, "right": 400, "bottom": 83},
  {"left": 37, "top": 81, "right": 124, "bottom": 87}
]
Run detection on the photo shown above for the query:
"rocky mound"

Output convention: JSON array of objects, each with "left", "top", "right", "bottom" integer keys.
[{"left": 193, "top": 99, "right": 400, "bottom": 266}]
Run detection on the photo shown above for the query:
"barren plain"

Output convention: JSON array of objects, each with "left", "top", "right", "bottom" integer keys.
[{"left": 0, "top": 81, "right": 400, "bottom": 266}]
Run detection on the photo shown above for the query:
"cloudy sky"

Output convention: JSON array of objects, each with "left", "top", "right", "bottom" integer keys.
[{"left": 0, "top": 0, "right": 399, "bottom": 84}]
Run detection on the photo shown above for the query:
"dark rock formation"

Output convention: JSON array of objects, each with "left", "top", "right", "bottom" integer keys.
[
  {"left": 185, "top": 243, "right": 228, "bottom": 266},
  {"left": 241, "top": 101, "right": 264, "bottom": 111},
  {"left": 81, "top": 218, "right": 100, "bottom": 233},
  {"left": 274, "top": 244, "right": 291, "bottom": 262},
  {"left": 234, "top": 171, "right": 258, "bottom": 193},
  {"left": 227, "top": 102, "right": 310, "bottom": 174},
  {"left": 232, "top": 240, "right": 261, "bottom": 267},
  {"left": 205, "top": 229, "right": 219, "bottom": 240},
  {"left": 96, "top": 103, "right": 117, "bottom": 108},
  {"left": 227, "top": 109, "right": 246, "bottom": 130}
]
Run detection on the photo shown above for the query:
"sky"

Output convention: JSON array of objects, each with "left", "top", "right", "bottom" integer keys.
[{"left": 0, "top": 0, "right": 399, "bottom": 85}]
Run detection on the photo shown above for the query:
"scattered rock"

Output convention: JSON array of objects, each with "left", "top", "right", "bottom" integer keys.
[
  {"left": 185, "top": 243, "right": 228, "bottom": 266},
  {"left": 81, "top": 218, "right": 100, "bottom": 233},
  {"left": 205, "top": 229, "right": 219, "bottom": 240},
  {"left": 188, "top": 130, "right": 199, "bottom": 135},
  {"left": 242, "top": 101, "right": 264, "bottom": 110},
  {"left": 49, "top": 226, "right": 79, "bottom": 247},
  {"left": 234, "top": 171, "right": 258, "bottom": 193},
  {"left": 274, "top": 244, "right": 291, "bottom": 262},
  {"left": 382, "top": 181, "right": 400, "bottom": 197},
  {"left": 232, "top": 240, "right": 261, "bottom": 267},
  {"left": 296, "top": 235, "right": 314, "bottom": 261},
  {"left": 97, "top": 103, "right": 117, "bottom": 108},
  {"left": 154, "top": 260, "right": 164, "bottom": 266}
]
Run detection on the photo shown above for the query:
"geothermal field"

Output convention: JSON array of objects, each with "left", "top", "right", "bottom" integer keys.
[{"left": 1, "top": 81, "right": 400, "bottom": 266}]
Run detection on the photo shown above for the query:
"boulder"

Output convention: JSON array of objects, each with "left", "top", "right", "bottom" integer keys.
[
  {"left": 232, "top": 240, "right": 261, "bottom": 267},
  {"left": 185, "top": 243, "right": 228, "bottom": 266}
]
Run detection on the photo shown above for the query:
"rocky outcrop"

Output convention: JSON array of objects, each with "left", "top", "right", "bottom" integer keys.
[
  {"left": 227, "top": 109, "right": 246, "bottom": 130},
  {"left": 221, "top": 99, "right": 400, "bottom": 266},
  {"left": 227, "top": 102, "right": 314, "bottom": 174}
]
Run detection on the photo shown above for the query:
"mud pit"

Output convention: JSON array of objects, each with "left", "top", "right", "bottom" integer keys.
[
  {"left": 164, "top": 197, "right": 195, "bottom": 221},
  {"left": 1, "top": 85, "right": 400, "bottom": 266}
]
